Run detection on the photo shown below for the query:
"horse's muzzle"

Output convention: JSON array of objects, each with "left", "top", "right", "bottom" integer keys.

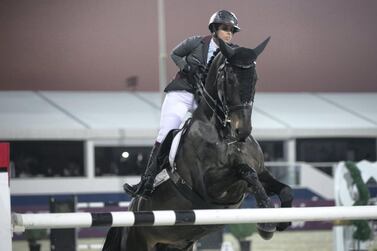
[
  {"left": 229, "top": 107, "right": 252, "bottom": 142},
  {"left": 235, "top": 127, "right": 250, "bottom": 142}
]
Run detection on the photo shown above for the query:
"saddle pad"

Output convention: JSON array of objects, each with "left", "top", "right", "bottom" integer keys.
[{"left": 169, "top": 129, "right": 183, "bottom": 168}]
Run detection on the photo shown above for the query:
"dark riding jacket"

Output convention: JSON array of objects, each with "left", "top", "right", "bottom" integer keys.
[{"left": 164, "top": 35, "right": 212, "bottom": 94}]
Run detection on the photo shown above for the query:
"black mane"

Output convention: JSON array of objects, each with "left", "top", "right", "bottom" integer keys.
[
  {"left": 202, "top": 48, "right": 221, "bottom": 84},
  {"left": 203, "top": 50, "right": 225, "bottom": 94}
]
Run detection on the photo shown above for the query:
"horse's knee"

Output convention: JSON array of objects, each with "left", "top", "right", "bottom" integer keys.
[
  {"left": 279, "top": 186, "right": 293, "bottom": 207},
  {"left": 276, "top": 186, "right": 293, "bottom": 232},
  {"left": 238, "top": 165, "right": 258, "bottom": 183}
]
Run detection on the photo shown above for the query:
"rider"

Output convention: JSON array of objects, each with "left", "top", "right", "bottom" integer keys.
[{"left": 124, "top": 10, "right": 241, "bottom": 197}]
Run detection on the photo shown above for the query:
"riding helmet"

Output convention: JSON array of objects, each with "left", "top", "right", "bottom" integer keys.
[{"left": 208, "top": 10, "right": 241, "bottom": 33}]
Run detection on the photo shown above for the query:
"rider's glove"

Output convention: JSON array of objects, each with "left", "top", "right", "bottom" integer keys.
[{"left": 182, "top": 63, "right": 195, "bottom": 74}]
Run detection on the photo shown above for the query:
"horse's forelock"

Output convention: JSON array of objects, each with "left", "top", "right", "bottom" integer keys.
[
  {"left": 206, "top": 48, "right": 221, "bottom": 71},
  {"left": 229, "top": 47, "right": 256, "bottom": 66},
  {"left": 227, "top": 47, "right": 257, "bottom": 103}
]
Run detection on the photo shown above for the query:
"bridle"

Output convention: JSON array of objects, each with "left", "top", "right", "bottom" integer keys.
[{"left": 196, "top": 58, "right": 256, "bottom": 128}]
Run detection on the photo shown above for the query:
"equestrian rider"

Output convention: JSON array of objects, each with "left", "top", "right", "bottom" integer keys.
[{"left": 124, "top": 10, "right": 241, "bottom": 197}]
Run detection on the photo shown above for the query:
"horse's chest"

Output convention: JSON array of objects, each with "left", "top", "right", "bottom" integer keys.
[
  {"left": 189, "top": 132, "right": 242, "bottom": 166},
  {"left": 187, "top": 122, "right": 260, "bottom": 171},
  {"left": 195, "top": 141, "right": 231, "bottom": 166}
]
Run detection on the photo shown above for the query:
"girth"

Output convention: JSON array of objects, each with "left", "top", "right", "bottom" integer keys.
[{"left": 167, "top": 168, "right": 244, "bottom": 210}]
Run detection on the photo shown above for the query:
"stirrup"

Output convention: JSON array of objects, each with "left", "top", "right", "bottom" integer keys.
[{"left": 123, "top": 176, "right": 155, "bottom": 197}]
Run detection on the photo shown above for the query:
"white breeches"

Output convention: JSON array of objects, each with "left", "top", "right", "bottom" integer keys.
[{"left": 156, "top": 91, "right": 198, "bottom": 143}]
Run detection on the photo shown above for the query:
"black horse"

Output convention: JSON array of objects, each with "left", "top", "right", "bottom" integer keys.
[{"left": 103, "top": 38, "right": 293, "bottom": 251}]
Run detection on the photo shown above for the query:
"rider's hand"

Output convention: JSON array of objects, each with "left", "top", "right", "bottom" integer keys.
[
  {"left": 183, "top": 62, "right": 206, "bottom": 74},
  {"left": 182, "top": 63, "right": 199, "bottom": 86},
  {"left": 182, "top": 63, "right": 195, "bottom": 74}
]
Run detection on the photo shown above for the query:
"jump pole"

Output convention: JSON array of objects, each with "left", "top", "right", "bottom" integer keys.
[
  {"left": 0, "top": 143, "right": 11, "bottom": 250},
  {"left": 12, "top": 205, "right": 377, "bottom": 230}
]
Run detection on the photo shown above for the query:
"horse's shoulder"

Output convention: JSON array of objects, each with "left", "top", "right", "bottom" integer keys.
[
  {"left": 188, "top": 120, "right": 218, "bottom": 143},
  {"left": 245, "top": 135, "right": 264, "bottom": 163},
  {"left": 247, "top": 135, "right": 262, "bottom": 151}
]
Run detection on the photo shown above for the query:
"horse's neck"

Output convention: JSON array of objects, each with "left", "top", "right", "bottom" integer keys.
[
  {"left": 192, "top": 102, "right": 231, "bottom": 143},
  {"left": 191, "top": 106, "right": 227, "bottom": 144}
]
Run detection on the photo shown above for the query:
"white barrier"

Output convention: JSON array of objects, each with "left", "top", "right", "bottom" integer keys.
[
  {"left": 77, "top": 201, "right": 130, "bottom": 209},
  {"left": 0, "top": 143, "right": 11, "bottom": 251},
  {"left": 12, "top": 205, "right": 377, "bottom": 230}
]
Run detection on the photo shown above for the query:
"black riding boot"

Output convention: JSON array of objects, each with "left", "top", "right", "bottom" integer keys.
[{"left": 123, "top": 142, "right": 161, "bottom": 197}]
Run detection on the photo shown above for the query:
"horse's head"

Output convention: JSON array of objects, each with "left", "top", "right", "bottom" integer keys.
[{"left": 216, "top": 37, "right": 270, "bottom": 142}]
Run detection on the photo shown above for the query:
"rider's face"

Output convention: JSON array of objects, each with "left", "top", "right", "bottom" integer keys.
[{"left": 216, "top": 24, "right": 234, "bottom": 43}]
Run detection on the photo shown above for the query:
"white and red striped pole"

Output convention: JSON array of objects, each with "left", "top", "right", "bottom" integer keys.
[{"left": 0, "top": 143, "right": 11, "bottom": 251}]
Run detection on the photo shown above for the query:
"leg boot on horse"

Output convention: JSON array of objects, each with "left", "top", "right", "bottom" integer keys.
[
  {"left": 124, "top": 142, "right": 161, "bottom": 197},
  {"left": 259, "top": 170, "right": 293, "bottom": 231},
  {"left": 238, "top": 164, "right": 277, "bottom": 240}
]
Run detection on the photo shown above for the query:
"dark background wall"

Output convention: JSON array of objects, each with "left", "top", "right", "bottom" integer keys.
[{"left": 1, "top": 0, "right": 376, "bottom": 92}]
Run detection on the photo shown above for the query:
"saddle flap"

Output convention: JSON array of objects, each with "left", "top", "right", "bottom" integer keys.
[{"left": 153, "top": 118, "right": 192, "bottom": 187}]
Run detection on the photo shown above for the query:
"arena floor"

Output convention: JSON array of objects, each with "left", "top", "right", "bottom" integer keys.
[
  {"left": 11, "top": 230, "right": 334, "bottom": 251},
  {"left": 12, "top": 230, "right": 377, "bottom": 251}
]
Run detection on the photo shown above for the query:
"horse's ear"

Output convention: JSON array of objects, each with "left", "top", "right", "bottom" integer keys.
[
  {"left": 253, "top": 37, "right": 271, "bottom": 57},
  {"left": 218, "top": 38, "right": 235, "bottom": 59}
]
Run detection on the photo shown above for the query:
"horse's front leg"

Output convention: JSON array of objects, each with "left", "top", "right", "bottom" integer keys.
[
  {"left": 259, "top": 170, "right": 293, "bottom": 231},
  {"left": 238, "top": 164, "right": 273, "bottom": 208},
  {"left": 238, "top": 164, "right": 276, "bottom": 240}
]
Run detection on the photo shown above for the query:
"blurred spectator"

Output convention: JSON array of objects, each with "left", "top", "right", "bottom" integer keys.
[{"left": 10, "top": 141, "right": 84, "bottom": 178}]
